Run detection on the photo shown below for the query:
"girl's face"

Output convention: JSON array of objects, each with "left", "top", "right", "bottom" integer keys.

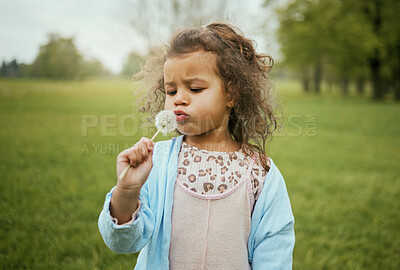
[{"left": 163, "top": 50, "right": 234, "bottom": 138}]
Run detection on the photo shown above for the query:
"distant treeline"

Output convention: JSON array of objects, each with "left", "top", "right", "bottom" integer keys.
[
  {"left": 276, "top": 0, "right": 400, "bottom": 100},
  {"left": 1, "top": 59, "right": 27, "bottom": 78},
  {"left": 1, "top": 32, "right": 147, "bottom": 81},
  {"left": 1, "top": 33, "right": 110, "bottom": 80}
]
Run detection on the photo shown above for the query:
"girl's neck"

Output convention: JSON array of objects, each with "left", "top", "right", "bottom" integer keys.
[{"left": 183, "top": 134, "right": 241, "bottom": 153}]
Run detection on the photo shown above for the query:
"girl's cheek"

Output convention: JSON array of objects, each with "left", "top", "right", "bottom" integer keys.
[{"left": 164, "top": 100, "right": 171, "bottom": 109}]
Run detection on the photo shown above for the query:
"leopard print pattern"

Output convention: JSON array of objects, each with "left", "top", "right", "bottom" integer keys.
[{"left": 177, "top": 141, "right": 268, "bottom": 201}]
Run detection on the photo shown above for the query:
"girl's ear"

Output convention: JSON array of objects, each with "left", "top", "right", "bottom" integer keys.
[
  {"left": 225, "top": 82, "right": 237, "bottom": 108},
  {"left": 227, "top": 98, "right": 235, "bottom": 108},
  {"left": 227, "top": 95, "right": 237, "bottom": 108}
]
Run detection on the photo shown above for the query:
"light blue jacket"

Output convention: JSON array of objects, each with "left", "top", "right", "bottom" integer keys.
[{"left": 98, "top": 135, "right": 295, "bottom": 269}]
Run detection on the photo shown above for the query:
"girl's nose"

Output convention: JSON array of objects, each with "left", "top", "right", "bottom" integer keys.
[{"left": 174, "top": 89, "right": 189, "bottom": 106}]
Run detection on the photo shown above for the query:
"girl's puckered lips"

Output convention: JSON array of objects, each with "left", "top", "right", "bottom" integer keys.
[
  {"left": 174, "top": 110, "right": 188, "bottom": 116},
  {"left": 174, "top": 110, "right": 189, "bottom": 121}
]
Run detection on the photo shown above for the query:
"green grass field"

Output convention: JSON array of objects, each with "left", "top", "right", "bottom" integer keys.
[{"left": 0, "top": 78, "right": 399, "bottom": 269}]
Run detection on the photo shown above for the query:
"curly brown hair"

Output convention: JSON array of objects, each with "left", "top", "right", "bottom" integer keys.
[{"left": 134, "top": 22, "right": 282, "bottom": 172}]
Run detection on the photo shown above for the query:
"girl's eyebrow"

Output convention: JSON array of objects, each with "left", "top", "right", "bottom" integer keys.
[
  {"left": 164, "top": 81, "right": 175, "bottom": 87},
  {"left": 185, "top": 77, "right": 207, "bottom": 83},
  {"left": 186, "top": 77, "right": 205, "bottom": 82},
  {"left": 164, "top": 77, "right": 207, "bottom": 86}
]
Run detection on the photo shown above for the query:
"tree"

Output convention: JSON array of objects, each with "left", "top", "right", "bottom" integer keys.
[
  {"left": 32, "top": 33, "right": 83, "bottom": 79},
  {"left": 276, "top": 0, "right": 337, "bottom": 93},
  {"left": 121, "top": 52, "right": 145, "bottom": 78},
  {"left": 81, "top": 58, "right": 110, "bottom": 78},
  {"left": 2, "top": 33, "right": 109, "bottom": 80},
  {"left": 361, "top": 0, "right": 400, "bottom": 100},
  {"left": 275, "top": 0, "right": 400, "bottom": 100},
  {"left": 0, "top": 61, "right": 6, "bottom": 77},
  {"left": 325, "top": 0, "right": 376, "bottom": 96},
  {"left": 121, "top": 0, "right": 229, "bottom": 52},
  {"left": 0, "top": 59, "right": 30, "bottom": 78}
]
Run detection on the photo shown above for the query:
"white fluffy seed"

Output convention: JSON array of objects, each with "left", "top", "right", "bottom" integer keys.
[{"left": 155, "top": 110, "right": 178, "bottom": 135}]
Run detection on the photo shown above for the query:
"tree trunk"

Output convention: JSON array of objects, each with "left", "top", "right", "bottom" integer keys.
[
  {"left": 314, "top": 63, "right": 322, "bottom": 94},
  {"left": 383, "top": 80, "right": 391, "bottom": 96},
  {"left": 356, "top": 76, "right": 365, "bottom": 96},
  {"left": 395, "top": 83, "right": 400, "bottom": 101},
  {"left": 394, "top": 69, "right": 400, "bottom": 101},
  {"left": 302, "top": 78, "right": 310, "bottom": 92},
  {"left": 341, "top": 75, "right": 349, "bottom": 96},
  {"left": 370, "top": 52, "right": 383, "bottom": 100},
  {"left": 327, "top": 80, "right": 333, "bottom": 93},
  {"left": 394, "top": 44, "right": 400, "bottom": 101}
]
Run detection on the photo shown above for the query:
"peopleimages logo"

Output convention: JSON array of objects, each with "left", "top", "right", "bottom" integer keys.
[
  {"left": 82, "top": 113, "right": 318, "bottom": 137},
  {"left": 80, "top": 113, "right": 317, "bottom": 155},
  {"left": 81, "top": 114, "right": 148, "bottom": 137},
  {"left": 286, "top": 113, "right": 317, "bottom": 137}
]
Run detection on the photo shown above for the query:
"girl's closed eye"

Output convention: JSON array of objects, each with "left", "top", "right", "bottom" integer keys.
[
  {"left": 166, "top": 88, "right": 203, "bottom": 95},
  {"left": 190, "top": 88, "right": 203, "bottom": 92},
  {"left": 166, "top": 90, "right": 176, "bottom": 96}
]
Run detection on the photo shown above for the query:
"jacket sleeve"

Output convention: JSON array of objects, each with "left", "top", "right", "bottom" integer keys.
[
  {"left": 249, "top": 162, "right": 295, "bottom": 269},
  {"left": 98, "top": 180, "right": 155, "bottom": 254}
]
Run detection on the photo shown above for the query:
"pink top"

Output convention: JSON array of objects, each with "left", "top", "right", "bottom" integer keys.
[{"left": 168, "top": 141, "right": 269, "bottom": 269}]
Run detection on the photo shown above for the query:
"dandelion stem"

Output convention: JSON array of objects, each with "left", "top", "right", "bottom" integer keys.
[{"left": 118, "top": 124, "right": 164, "bottom": 182}]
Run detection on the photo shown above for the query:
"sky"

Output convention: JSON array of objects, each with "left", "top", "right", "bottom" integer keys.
[{"left": 0, "top": 0, "right": 280, "bottom": 74}]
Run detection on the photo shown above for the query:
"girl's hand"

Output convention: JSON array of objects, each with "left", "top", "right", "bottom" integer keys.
[{"left": 116, "top": 137, "right": 155, "bottom": 191}]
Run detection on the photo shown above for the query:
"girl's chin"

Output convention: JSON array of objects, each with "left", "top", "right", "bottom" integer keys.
[
  {"left": 176, "top": 127, "right": 198, "bottom": 136},
  {"left": 177, "top": 130, "right": 211, "bottom": 137},
  {"left": 176, "top": 123, "right": 210, "bottom": 136}
]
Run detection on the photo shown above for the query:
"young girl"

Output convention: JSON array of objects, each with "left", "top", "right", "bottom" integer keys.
[{"left": 98, "top": 22, "right": 295, "bottom": 269}]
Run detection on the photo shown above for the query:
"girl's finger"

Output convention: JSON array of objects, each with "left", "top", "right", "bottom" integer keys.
[
  {"left": 138, "top": 137, "right": 154, "bottom": 151},
  {"left": 140, "top": 143, "right": 148, "bottom": 160},
  {"left": 130, "top": 147, "right": 141, "bottom": 166},
  {"left": 144, "top": 138, "right": 155, "bottom": 151}
]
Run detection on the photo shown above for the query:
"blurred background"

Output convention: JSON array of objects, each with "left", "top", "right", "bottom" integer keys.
[{"left": 0, "top": 0, "right": 399, "bottom": 269}]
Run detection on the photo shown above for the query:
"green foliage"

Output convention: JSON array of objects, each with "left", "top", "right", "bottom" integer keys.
[
  {"left": 32, "top": 33, "right": 84, "bottom": 79},
  {"left": 1, "top": 60, "right": 34, "bottom": 78},
  {"left": 82, "top": 58, "right": 110, "bottom": 78},
  {"left": 0, "top": 59, "right": 29, "bottom": 78},
  {"left": 121, "top": 52, "right": 145, "bottom": 78},
  {"left": 277, "top": 0, "right": 373, "bottom": 75},
  {"left": 277, "top": 0, "right": 332, "bottom": 68},
  {"left": 22, "top": 33, "right": 110, "bottom": 80},
  {"left": 326, "top": 1, "right": 376, "bottom": 76},
  {"left": 275, "top": 0, "right": 400, "bottom": 99},
  {"left": 0, "top": 78, "right": 399, "bottom": 269}
]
